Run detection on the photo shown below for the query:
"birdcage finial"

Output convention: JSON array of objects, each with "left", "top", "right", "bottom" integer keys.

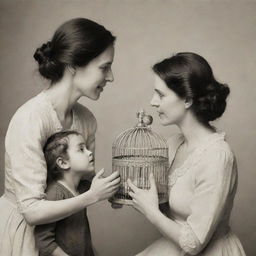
[{"left": 136, "top": 109, "right": 153, "bottom": 127}]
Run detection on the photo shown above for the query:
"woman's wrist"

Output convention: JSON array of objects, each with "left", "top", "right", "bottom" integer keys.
[
  {"left": 80, "top": 189, "right": 98, "bottom": 207},
  {"left": 146, "top": 207, "right": 162, "bottom": 225}
]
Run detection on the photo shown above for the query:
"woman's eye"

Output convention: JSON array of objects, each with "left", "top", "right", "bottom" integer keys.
[
  {"left": 158, "top": 93, "right": 164, "bottom": 99},
  {"left": 100, "top": 66, "right": 110, "bottom": 72}
]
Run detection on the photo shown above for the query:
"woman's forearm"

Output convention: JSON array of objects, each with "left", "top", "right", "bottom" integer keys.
[
  {"left": 23, "top": 190, "right": 97, "bottom": 225},
  {"left": 24, "top": 170, "right": 120, "bottom": 225},
  {"left": 127, "top": 175, "right": 182, "bottom": 246},
  {"left": 146, "top": 208, "right": 182, "bottom": 246}
]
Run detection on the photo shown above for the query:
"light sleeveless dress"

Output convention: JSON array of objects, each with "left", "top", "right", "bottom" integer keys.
[
  {"left": 0, "top": 91, "right": 97, "bottom": 256},
  {"left": 137, "top": 133, "right": 246, "bottom": 256}
]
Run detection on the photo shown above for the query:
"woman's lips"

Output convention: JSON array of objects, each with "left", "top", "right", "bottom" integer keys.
[{"left": 97, "top": 82, "right": 106, "bottom": 92}]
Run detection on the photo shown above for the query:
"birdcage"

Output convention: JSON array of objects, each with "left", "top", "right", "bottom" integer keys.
[{"left": 111, "top": 110, "right": 169, "bottom": 205}]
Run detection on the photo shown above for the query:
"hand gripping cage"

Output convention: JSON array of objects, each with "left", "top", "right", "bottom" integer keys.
[{"left": 111, "top": 110, "right": 169, "bottom": 205}]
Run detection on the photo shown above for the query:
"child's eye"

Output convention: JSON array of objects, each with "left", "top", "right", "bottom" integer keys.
[{"left": 79, "top": 147, "right": 84, "bottom": 152}]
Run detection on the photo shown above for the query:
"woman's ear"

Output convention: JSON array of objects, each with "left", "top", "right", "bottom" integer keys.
[
  {"left": 67, "top": 65, "right": 76, "bottom": 76},
  {"left": 56, "top": 157, "right": 70, "bottom": 170},
  {"left": 185, "top": 98, "right": 193, "bottom": 109}
]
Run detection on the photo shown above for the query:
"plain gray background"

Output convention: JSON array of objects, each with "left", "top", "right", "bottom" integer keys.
[{"left": 0, "top": 0, "right": 255, "bottom": 255}]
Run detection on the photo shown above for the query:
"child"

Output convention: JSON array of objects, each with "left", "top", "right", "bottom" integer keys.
[{"left": 35, "top": 131, "right": 97, "bottom": 256}]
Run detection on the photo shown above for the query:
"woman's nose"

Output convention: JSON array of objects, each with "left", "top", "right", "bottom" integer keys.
[
  {"left": 106, "top": 68, "right": 114, "bottom": 82},
  {"left": 150, "top": 94, "right": 159, "bottom": 107}
]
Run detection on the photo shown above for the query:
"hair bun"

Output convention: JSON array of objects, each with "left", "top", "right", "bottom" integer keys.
[
  {"left": 33, "top": 41, "right": 64, "bottom": 82},
  {"left": 34, "top": 41, "right": 53, "bottom": 65},
  {"left": 217, "top": 82, "right": 230, "bottom": 100},
  {"left": 195, "top": 80, "right": 230, "bottom": 122}
]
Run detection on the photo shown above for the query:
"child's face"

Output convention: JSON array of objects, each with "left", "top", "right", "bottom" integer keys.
[{"left": 67, "top": 134, "right": 95, "bottom": 176}]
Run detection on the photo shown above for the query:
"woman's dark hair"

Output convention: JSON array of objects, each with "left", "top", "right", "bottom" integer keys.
[
  {"left": 34, "top": 18, "right": 116, "bottom": 83},
  {"left": 43, "top": 130, "right": 81, "bottom": 182},
  {"left": 152, "top": 52, "right": 230, "bottom": 124}
]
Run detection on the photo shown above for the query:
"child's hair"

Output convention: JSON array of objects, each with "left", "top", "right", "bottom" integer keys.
[{"left": 43, "top": 130, "right": 81, "bottom": 182}]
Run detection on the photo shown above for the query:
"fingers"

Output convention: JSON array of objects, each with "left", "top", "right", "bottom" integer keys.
[
  {"left": 94, "top": 168, "right": 105, "bottom": 179},
  {"left": 109, "top": 176, "right": 121, "bottom": 186},
  {"left": 128, "top": 195, "right": 139, "bottom": 211},
  {"left": 149, "top": 172, "right": 157, "bottom": 192},
  {"left": 107, "top": 187, "right": 120, "bottom": 198},
  {"left": 109, "top": 184, "right": 120, "bottom": 193},
  {"left": 127, "top": 179, "right": 139, "bottom": 192},
  {"left": 128, "top": 191, "right": 136, "bottom": 199},
  {"left": 104, "top": 171, "right": 120, "bottom": 182}
]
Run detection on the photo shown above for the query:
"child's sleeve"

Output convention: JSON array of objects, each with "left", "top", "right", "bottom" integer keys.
[{"left": 34, "top": 185, "right": 65, "bottom": 256}]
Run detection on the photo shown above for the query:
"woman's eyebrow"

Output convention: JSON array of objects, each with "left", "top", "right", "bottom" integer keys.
[
  {"left": 154, "top": 89, "right": 164, "bottom": 95},
  {"left": 77, "top": 142, "right": 86, "bottom": 147},
  {"left": 100, "top": 61, "right": 112, "bottom": 66}
]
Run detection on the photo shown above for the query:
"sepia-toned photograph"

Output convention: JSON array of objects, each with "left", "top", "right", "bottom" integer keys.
[{"left": 0, "top": 1, "right": 255, "bottom": 255}]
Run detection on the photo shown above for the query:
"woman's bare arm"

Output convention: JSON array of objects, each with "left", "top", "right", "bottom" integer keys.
[{"left": 24, "top": 170, "right": 120, "bottom": 225}]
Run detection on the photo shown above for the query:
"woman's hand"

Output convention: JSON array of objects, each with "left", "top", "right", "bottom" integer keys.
[
  {"left": 52, "top": 246, "right": 70, "bottom": 256},
  {"left": 90, "top": 169, "right": 120, "bottom": 202},
  {"left": 127, "top": 173, "right": 159, "bottom": 220}
]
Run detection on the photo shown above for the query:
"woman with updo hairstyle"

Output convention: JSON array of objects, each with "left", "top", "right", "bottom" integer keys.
[
  {"left": 0, "top": 18, "right": 120, "bottom": 256},
  {"left": 128, "top": 53, "right": 246, "bottom": 255}
]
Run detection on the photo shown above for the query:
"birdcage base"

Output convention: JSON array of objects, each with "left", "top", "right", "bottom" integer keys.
[{"left": 110, "top": 192, "right": 168, "bottom": 206}]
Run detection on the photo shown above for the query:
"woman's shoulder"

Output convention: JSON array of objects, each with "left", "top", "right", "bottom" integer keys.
[
  {"left": 204, "top": 133, "right": 234, "bottom": 158},
  {"left": 196, "top": 133, "right": 235, "bottom": 176},
  {"left": 5, "top": 92, "right": 52, "bottom": 144},
  {"left": 11, "top": 92, "right": 49, "bottom": 122},
  {"left": 193, "top": 135, "right": 237, "bottom": 187}
]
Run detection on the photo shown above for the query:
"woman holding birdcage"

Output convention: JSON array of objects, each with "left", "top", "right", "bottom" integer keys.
[{"left": 128, "top": 52, "right": 246, "bottom": 256}]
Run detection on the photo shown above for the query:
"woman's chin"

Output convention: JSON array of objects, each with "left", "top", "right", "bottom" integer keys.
[
  {"left": 158, "top": 116, "right": 174, "bottom": 126},
  {"left": 158, "top": 118, "right": 170, "bottom": 126},
  {"left": 83, "top": 92, "right": 101, "bottom": 101}
]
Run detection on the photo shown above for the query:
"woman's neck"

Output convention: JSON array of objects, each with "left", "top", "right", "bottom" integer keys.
[
  {"left": 44, "top": 70, "right": 81, "bottom": 125},
  {"left": 178, "top": 113, "right": 215, "bottom": 151}
]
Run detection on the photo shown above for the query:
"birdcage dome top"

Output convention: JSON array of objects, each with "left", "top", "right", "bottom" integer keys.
[{"left": 112, "top": 110, "right": 168, "bottom": 159}]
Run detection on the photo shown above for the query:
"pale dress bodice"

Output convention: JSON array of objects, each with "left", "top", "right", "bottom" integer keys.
[
  {"left": 0, "top": 91, "right": 97, "bottom": 256},
  {"left": 137, "top": 133, "right": 246, "bottom": 256}
]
